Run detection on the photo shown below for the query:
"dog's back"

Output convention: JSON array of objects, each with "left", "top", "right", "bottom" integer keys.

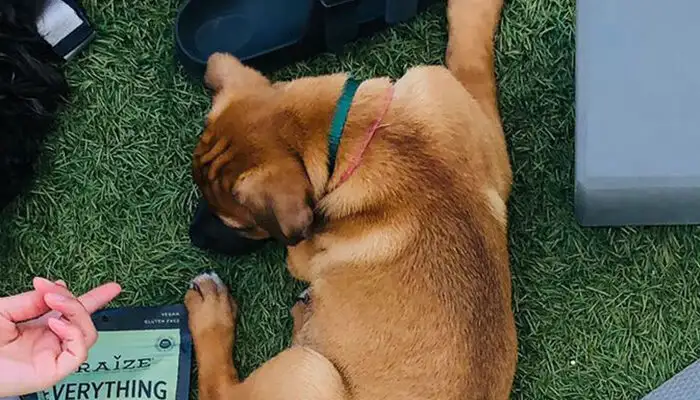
[
  {"left": 292, "top": 69, "right": 516, "bottom": 399},
  {"left": 289, "top": 0, "right": 516, "bottom": 397}
]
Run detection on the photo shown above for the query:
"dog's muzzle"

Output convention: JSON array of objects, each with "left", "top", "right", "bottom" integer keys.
[{"left": 189, "top": 198, "right": 268, "bottom": 256}]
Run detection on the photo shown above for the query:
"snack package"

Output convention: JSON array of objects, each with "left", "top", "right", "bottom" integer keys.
[{"left": 23, "top": 305, "right": 192, "bottom": 400}]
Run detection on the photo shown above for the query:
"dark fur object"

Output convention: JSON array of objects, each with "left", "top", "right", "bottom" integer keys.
[{"left": 0, "top": 0, "right": 68, "bottom": 210}]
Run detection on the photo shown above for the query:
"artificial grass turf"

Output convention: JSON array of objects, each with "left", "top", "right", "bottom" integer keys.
[{"left": 2, "top": 0, "right": 700, "bottom": 398}]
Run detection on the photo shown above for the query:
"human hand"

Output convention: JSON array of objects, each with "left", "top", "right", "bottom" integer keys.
[{"left": 0, "top": 278, "right": 121, "bottom": 397}]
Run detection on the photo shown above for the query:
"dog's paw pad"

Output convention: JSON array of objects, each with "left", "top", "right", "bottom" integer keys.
[
  {"left": 186, "top": 272, "right": 230, "bottom": 311},
  {"left": 185, "top": 272, "right": 236, "bottom": 323},
  {"left": 189, "top": 271, "right": 226, "bottom": 293},
  {"left": 297, "top": 287, "right": 312, "bottom": 305},
  {"left": 185, "top": 272, "right": 236, "bottom": 336}
]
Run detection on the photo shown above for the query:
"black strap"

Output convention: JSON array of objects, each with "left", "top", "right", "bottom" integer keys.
[{"left": 319, "top": 0, "right": 358, "bottom": 53}]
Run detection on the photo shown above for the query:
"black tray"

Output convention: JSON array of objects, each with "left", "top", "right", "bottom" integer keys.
[{"left": 175, "top": 0, "right": 438, "bottom": 78}]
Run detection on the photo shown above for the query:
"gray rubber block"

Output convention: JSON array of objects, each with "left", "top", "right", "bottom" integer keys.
[
  {"left": 643, "top": 359, "right": 700, "bottom": 400},
  {"left": 575, "top": 0, "right": 700, "bottom": 226}
]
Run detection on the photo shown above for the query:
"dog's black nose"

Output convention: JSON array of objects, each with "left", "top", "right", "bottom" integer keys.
[{"left": 189, "top": 198, "right": 267, "bottom": 256}]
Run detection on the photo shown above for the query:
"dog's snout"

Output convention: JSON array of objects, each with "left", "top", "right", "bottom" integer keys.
[
  {"left": 280, "top": 205, "right": 313, "bottom": 247},
  {"left": 284, "top": 228, "right": 310, "bottom": 247},
  {"left": 189, "top": 198, "right": 267, "bottom": 256}
]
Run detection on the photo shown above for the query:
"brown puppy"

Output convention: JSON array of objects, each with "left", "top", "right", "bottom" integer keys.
[{"left": 185, "top": 0, "right": 517, "bottom": 398}]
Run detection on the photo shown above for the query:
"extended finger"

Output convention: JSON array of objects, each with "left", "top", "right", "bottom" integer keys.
[
  {"left": 44, "top": 293, "right": 98, "bottom": 347},
  {"left": 76, "top": 283, "right": 121, "bottom": 314},
  {"left": 35, "top": 279, "right": 121, "bottom": 315},
  {"left": 47, "top": 318, "right": 88, "bottom": 380}
]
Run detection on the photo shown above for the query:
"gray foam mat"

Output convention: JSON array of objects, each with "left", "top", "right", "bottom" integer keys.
[
  {"left": 575, "top": 0, "right": 700, "bottom": 226},
  {"left": 643, "top": 359, "right": 700, "bottom": 400}
]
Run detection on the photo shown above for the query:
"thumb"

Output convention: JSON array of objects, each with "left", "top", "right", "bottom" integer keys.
[{"left": 0, "top": 289, "right": 50, "bottom": 323}]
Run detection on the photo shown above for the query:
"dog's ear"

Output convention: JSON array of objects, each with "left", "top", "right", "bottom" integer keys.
[
  {"left": 205, "top": 52, "right": 270, "bottom": 92},
  {"left": 236, "top": 160, "right": 314, "bottom": 246},
  {"left": 205, "top": 52, "right": 271, "bottom": 123}
]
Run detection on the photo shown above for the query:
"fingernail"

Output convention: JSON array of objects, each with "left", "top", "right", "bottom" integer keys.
[
  {"left": 34, "top": 277, "right": 53, "bottom": 285},
  {"left": 46, "top": 293, "right": 67, "bottom": 303},
  {"left": 55, "top": 280, "right": 67, "bottom": 288}
]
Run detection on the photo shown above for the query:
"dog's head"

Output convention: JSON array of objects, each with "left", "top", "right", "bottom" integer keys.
[{"left": 191, "top": 53, "right": 314, "bottom": 248}]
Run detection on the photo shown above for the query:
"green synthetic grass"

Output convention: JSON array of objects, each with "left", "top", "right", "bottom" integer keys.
[{"left": 2, "top": 0, "right": 700, "bottom": 398}]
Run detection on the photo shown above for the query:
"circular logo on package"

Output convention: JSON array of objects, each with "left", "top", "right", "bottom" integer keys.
[{"left": 155, "top": 336, "right": 176, "bottom": 352}]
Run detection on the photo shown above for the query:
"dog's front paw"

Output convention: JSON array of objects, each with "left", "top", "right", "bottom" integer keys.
[{"left": 185, "top": 272, "right": 237, "bottom": 340}]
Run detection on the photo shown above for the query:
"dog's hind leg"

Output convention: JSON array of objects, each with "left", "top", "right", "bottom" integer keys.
[
  {"left": 445, "top": 0, "right": 512, "bottom": 203},
  {"left": 186, "top": 273, "right": 348, "bottom": 400},
  {"left": 242, "top": 346, "right": 350, "bottom": 400},
  {"left": 445, "top": 0, "right": 505, "bottom": 123}
]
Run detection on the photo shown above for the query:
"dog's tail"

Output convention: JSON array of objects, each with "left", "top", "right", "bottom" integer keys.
[{"left": 445, "top": 0, "right": 504, "bottom": 122}]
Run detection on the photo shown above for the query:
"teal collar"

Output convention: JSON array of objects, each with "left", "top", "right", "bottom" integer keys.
[{"left": 327, "top": 78, "right": 361, "bottom": 175}]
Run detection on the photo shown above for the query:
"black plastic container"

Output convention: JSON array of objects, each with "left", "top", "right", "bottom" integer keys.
[{"left": 175, "top": 0, "right": 438, "bottom": 78}]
